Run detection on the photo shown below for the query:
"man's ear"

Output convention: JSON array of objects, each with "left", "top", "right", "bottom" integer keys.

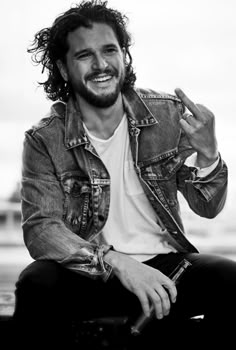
[
  {"left": 122, "top": 47, "right": 126, "bottom": 59},
  {"left": 122, "top": 47, "right": 127, "bottom": 65},
  {"left": 56, "top": 60, "right": 68, "bottom": 82}
]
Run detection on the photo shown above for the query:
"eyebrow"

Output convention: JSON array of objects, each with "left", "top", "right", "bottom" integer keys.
[{"left": 73, "top": 43, "right": 119, "bottom": 58}]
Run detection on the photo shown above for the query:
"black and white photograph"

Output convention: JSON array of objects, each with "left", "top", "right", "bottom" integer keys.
[{"left": 0, "top": 0, "right": 236, "bottom": 348}]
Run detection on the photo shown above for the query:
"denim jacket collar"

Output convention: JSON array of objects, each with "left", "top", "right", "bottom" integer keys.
[
  {"left": 122, "top": 88, "right": 158, "bottom": 127},
  {"left": 63, "top": 88, "right": 158, "bottom": 150},
  {"left": 64, "top": 98, "right": 88, "bottom": 149}
]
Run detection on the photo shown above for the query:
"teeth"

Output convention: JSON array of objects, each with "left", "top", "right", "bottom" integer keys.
[{"left": 91, "top": 75, "right": 112, "bottom": 82}]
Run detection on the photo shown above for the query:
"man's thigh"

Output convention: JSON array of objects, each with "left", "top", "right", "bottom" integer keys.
[{"left": 15, "top": 259, "right": 140, "bottom": 319}]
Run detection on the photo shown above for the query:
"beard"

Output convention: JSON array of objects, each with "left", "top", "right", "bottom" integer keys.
[{"left": 69, "top": 67, "right": 125, "bottom": 108}]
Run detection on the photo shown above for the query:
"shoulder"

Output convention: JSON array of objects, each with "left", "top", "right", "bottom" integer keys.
[
  {"left": 135, "top": 87, "right": 183, "bottom": 106},
  {"left": 134, "top": 87, "right": 184, "bottom": 115},
  {"left": 25, "top": 101, "right": 66, "bottom": 137}
]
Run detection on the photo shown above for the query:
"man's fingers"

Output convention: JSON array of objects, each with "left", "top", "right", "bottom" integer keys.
[
  {"left": 175, "top": 88, "right": 202, "bottom": 120},
  {"left": 175, "top": 87, "right": 197, "bottom": 113},
  {"left": 182, "top": 111, "right": 198, "bottom": 126},
  {"left": 137, "top": 285, "right": 174, "bottom": 320},
  {"left": 149, "top": 290, "right": 164, "bottom": 319},
  {"left": 153, "top": 286, "right": 171, "bottom": 317},
  {"left": 137, "top": 291, "right": 151, "bottom": 317},
  {"left": 179, "top": 117, "right": 195, "bottom": 134},
  {"left": 162, "top": 279, "right": 178, "bottom": 305}
]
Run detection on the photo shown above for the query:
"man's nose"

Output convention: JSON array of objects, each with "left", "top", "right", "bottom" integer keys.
[{"left": 92, "top": 53, "right": 108, "bottom": 70}]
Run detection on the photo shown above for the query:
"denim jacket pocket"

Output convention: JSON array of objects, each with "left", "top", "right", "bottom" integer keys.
[
  {"left": 140, "top": 155, "right": 182, "bottom": 207},
  {"left": 60, "top": 172, "right": 92, "bottom": 237},
  {"left": 141, "top": 153, "right": 182, "bottom": 181}
]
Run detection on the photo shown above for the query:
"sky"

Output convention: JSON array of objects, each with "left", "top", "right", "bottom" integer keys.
[{"left": 0, "top": 0, "right": 236, "bottom": 214}]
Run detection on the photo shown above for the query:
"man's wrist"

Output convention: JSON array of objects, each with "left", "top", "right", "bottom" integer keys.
[
  {"left": 185, "top": 151, "right": 220, "bottom": 178},
  {"left": 104, "top": 249, "right": 119, "bottom": 268},
  {"left": 104, "top": 250, "right": 133, "bottom": 275},
  {"left": 196, "top": 151, "right": 219, "bottom": 169}
]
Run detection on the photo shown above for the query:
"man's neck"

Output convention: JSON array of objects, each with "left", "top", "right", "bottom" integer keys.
[{"left": 76, "top": 94, "right": 124, "bottom": 140}]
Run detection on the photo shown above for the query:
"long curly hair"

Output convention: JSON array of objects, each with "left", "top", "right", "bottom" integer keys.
[{"left": 28, "top": 0, "right": 137, "bottom": 102}]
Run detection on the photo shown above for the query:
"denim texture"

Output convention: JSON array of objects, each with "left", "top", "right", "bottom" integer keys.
[{"left": 21, "top": 87, "right": 228, "bottom": 281}]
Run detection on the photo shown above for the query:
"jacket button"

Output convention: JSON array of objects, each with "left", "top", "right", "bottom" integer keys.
[{"left": 101, "top": 172, "right": 107, "bottom": 179}]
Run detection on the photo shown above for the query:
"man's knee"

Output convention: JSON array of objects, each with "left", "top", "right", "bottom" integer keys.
[{"left": 16, "top": 260, "right": 64, "bottom": 292}]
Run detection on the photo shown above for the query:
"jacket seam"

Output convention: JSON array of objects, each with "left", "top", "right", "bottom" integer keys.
[
  {"left": 193, "top": 177, "right": 227, "bottom": 202},
  {"left": 136, "top": 91, "right": 182, "bottom": 103},
  {"left": 27, "top": 113, "right": 63, "bottom": 136}
]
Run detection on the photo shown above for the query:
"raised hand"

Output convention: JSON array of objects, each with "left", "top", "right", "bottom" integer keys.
[{"left": 175, "top": 88, "right": 219, "bottom": 168}]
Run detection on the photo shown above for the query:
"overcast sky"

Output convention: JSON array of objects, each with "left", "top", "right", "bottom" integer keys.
[{"left": 1, "top": 0, "right": 236, "bottom": 204}]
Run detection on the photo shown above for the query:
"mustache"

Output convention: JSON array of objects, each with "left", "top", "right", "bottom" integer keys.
[{"left": 86, "top": 68, "right": 118, "bottom": 80}]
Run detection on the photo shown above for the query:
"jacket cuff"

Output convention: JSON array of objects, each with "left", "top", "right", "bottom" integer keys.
[
  {"left": 189, "top": 153, "right": 224, "bottom": 183},
  {"left": 185, "top": 152, "right": 220, "bottom": 178},
  {"left": 95, "top": 244, "right": 114, "bottom": 282},
  {"left": 185, "top": 154, "right": 227, "bottom": 202}
]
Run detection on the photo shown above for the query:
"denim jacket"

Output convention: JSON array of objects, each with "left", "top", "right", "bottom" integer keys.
[{"left": 21, "top": 87, "right": 228, "bottom": 281}]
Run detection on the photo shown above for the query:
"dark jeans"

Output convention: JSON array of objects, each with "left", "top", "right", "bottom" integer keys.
[{"left": 13, "top": 252, "right": 236, "bottom": 348}]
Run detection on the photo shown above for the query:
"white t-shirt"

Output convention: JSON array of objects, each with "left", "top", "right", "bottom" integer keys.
[{"left": 83, "top": 115, "right": 177, "bottom": 262}]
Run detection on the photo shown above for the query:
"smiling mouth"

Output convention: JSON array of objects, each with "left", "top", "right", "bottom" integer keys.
[{"left": 89, "top": 74, "right": 114, "bottom": 83}]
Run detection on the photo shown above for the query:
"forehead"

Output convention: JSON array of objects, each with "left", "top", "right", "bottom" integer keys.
[{"left": 66, "top": 22, "right": 120, "bottom": 52}]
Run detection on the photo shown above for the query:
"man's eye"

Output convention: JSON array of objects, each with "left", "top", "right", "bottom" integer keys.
[
  {"left": 104, "top": 48, "right": 117, "bottom": 54},
  {"left": 77, "top": 52, "right": 92, "bottom": 60}
]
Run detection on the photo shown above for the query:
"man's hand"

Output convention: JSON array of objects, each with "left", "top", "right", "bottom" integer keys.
[
  {"left": 104, "top": 250, "right": 177, "bottom": 319},
  {"left": 175, "top": 88, "right": 218, "bottom": 168}
]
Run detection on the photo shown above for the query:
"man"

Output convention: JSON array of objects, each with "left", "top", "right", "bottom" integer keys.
[{"left": 13, "top": 0, "right": 235, "bottom": 348}]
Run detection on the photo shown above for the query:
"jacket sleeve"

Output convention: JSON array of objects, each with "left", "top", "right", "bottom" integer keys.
[
  {"left": 21, "top": 131, "right": 113, "bottom": 281},
  {"left": 176, "top": 128, "right": 228, "bottom": 218}
]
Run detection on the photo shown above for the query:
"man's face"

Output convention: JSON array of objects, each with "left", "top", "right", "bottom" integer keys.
[{"left": 60, "top": 22, "right": 126, "bottom": 108}]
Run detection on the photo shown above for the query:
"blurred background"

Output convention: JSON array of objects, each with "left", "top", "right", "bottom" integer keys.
[{"left": 0, "top": 0, "right": 236, "bottom": 292}]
